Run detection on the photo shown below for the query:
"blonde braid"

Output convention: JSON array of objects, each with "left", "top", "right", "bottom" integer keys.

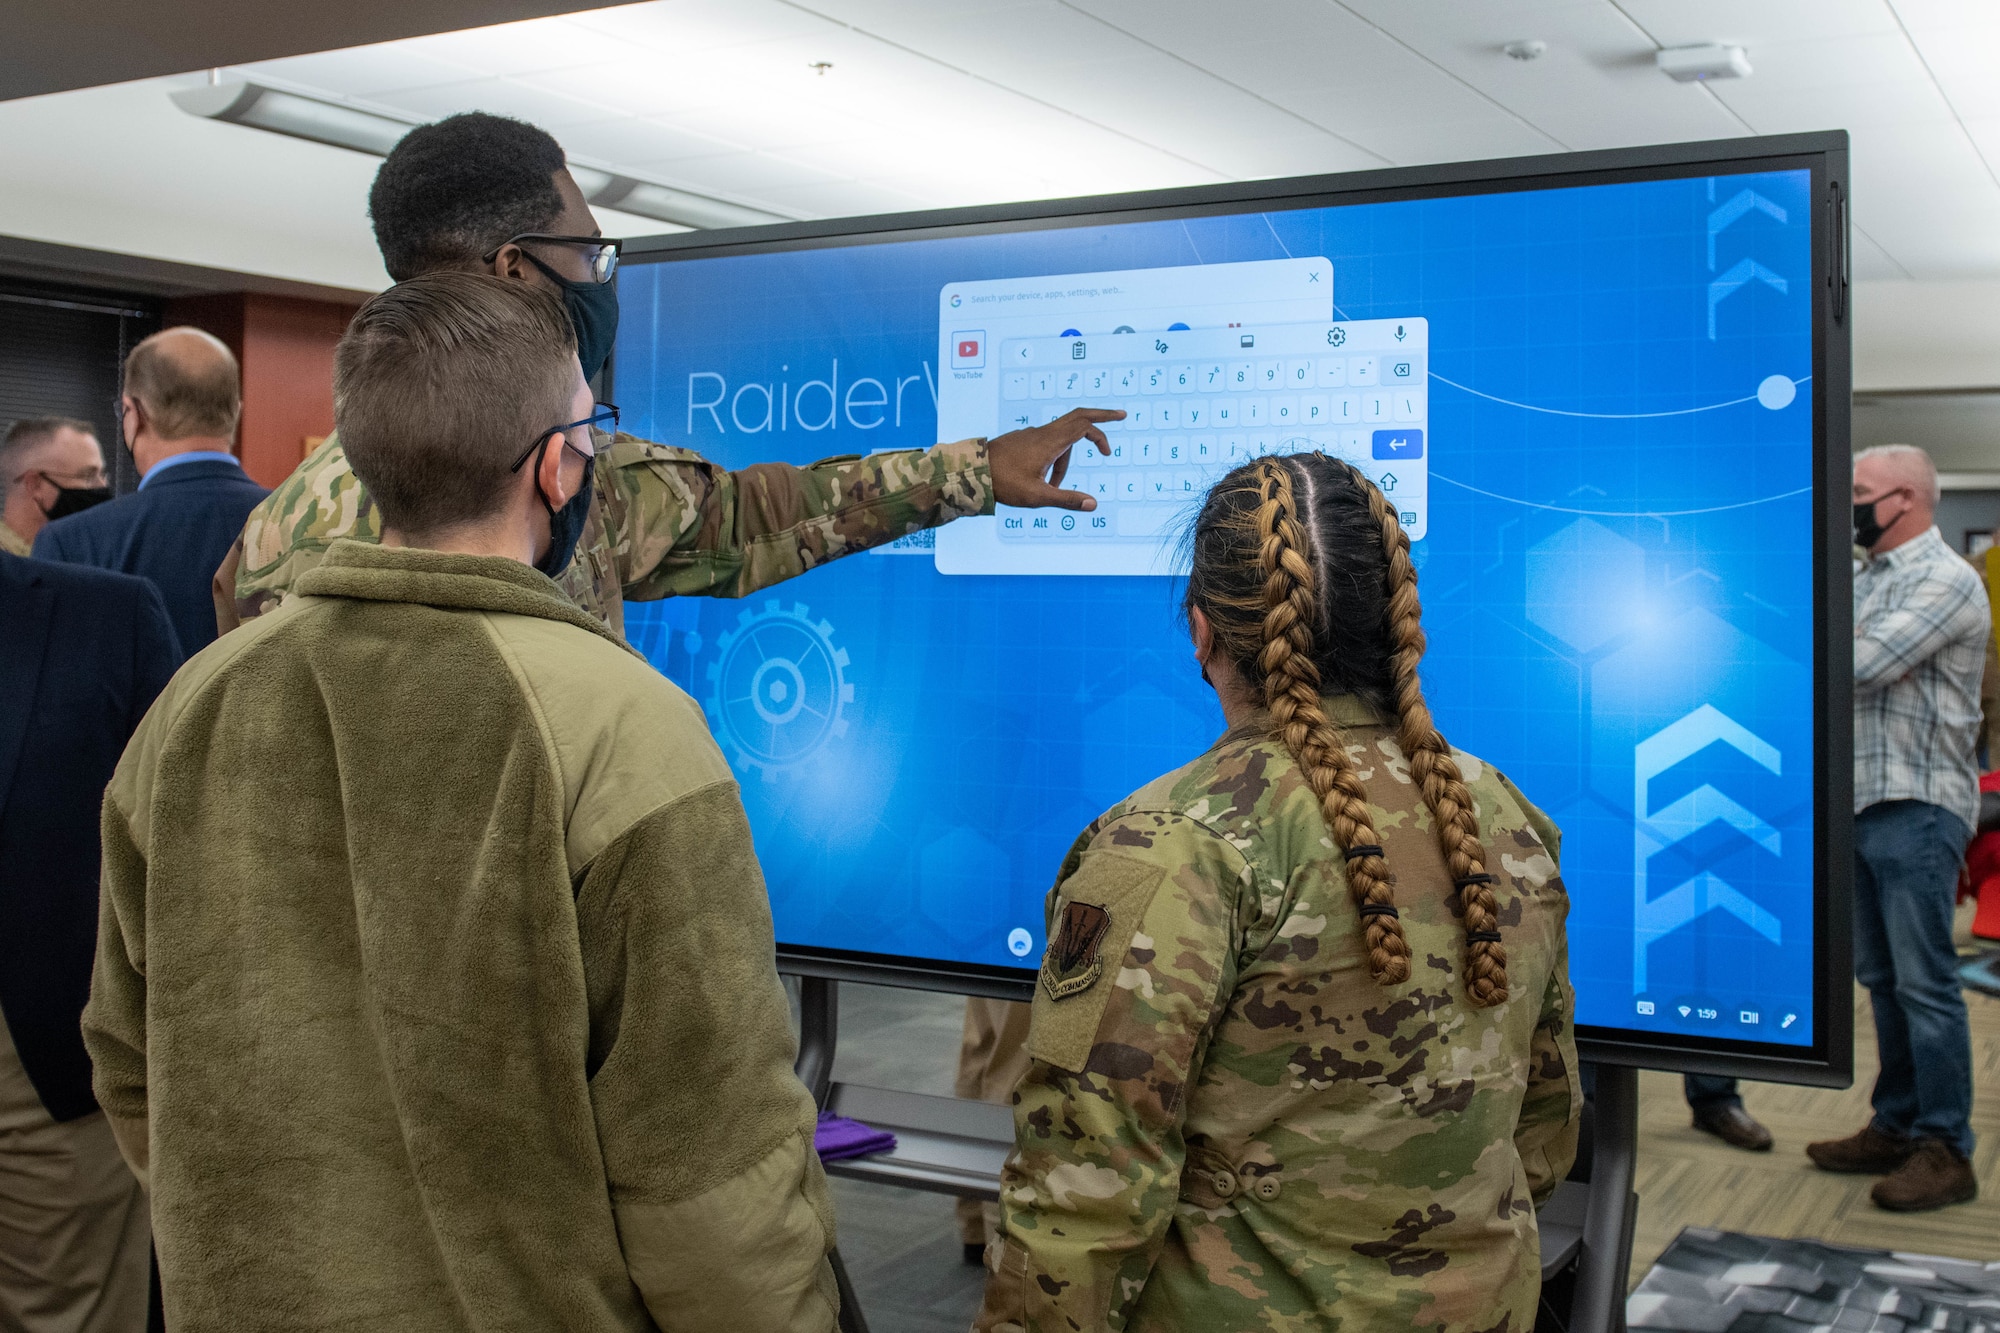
[
  {"left": 1350, "top": 465, "right": 1510, "bottom": 1007},
  {"left": 1253, "top": 459, "right": 1412, "bottom": 987}
]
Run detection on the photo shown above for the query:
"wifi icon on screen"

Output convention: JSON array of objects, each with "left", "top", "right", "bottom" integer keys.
[{"left": 1677, "top": 1005, "right": 1693, "bottom": 1018}]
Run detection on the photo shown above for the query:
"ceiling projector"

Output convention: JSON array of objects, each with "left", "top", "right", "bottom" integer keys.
[{"left": 1656, "top": 44, "right": 1753, "bottom": 82}]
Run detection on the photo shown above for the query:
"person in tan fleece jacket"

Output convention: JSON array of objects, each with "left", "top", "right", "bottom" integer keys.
[{"left": 83, "top": 272, "right": 836, "bottom": 1333}]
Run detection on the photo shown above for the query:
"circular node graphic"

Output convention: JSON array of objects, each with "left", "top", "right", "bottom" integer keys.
[
  {"left": 1007, "top": 928, "right": 1034, "bottom": 957},
  {"left": 704, "top": 601, "right": 853, "bottom": 779},
  {"left": 1756, "top": 375, "right": 1797, "bottom": 411}
]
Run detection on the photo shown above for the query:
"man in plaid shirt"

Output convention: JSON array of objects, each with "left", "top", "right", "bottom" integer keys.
[{"left": 1807, "top": 444, "right": 1985, "bottom": 1211}]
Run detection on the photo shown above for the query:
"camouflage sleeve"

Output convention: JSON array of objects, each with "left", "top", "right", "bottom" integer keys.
[
  {"left": 1514, "top": 940, "right": 1581, "bottom": 1204},
  {"left": 975, "top": 813, "right": 1248, "bottom": 1333},
  {"left": 1492, "top": 770, "right": 1562, "bottom": 866},
  {"left": 602, "top": 435, "right": 992, "bottom": 601},
  {"left": 1490, "top": 771, "right": 1581, "bottom": 1203},
  {"left": 233, "top": 434, "right": 380, "bottom": 625}
]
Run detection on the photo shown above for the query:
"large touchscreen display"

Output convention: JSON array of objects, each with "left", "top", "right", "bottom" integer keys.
[{"left": 616, "top": 166, "right": 1818, "bottom": 1048}]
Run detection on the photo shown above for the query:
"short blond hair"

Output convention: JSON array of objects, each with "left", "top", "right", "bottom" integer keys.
[{"left": 124, "top": 327, "right": 241, "bottom": 441}]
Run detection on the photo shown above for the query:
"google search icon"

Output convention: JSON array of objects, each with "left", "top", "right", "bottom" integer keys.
[{"left": 949, "top": 294, "right": 961, "bottom": 307}]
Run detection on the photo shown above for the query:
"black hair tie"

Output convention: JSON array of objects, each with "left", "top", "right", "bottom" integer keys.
[
  {"left": 1465, "top": 929, "right": 1502, "bottom": 944},
  {"left": 1343, "top": 844, "right": 1385, "bottom": 861},
  {"left": 1358, "top": 903, "right": 1400, "bottom": 919},
  {"left": 1454, "top": 873, "right": 1497, "bottom": 889}
]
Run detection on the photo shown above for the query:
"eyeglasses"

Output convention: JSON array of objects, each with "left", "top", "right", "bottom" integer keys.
[
  {"left": 511, "top": 403, "right": 619, "bottom": 473},
  {"left": 482, "top": 233, "right": 622, "bottom": 284}
]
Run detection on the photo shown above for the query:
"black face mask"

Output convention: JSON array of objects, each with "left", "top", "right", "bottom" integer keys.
[
  {"left": 1854, "top": 498, "right": 1888, "bottom": 550},
  {"left": 536, "top": 451, "right": 595, "bottom": 580},
  {"left": 42, "top": 479, "right": 112, "bottom": 521},
  {"left": 523, "top": 252, "right": 619, "bottom": 383}
]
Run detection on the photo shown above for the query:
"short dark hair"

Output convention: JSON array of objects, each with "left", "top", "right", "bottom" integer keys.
[
  {"left": 335, "top": 273, "right": 577, "bottom": 535},
  {"left": 369, "top": 113, "right": 569, "bottom": 281},
  {"left": 0, "top": 416, "right": 98, "bottom": 501}
]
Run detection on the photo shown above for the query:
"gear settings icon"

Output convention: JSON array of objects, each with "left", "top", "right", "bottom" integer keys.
[{"left": 704, "top": 601, "right": 854, "bottom": 780}]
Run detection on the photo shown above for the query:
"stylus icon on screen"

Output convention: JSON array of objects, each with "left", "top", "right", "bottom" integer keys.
[{"left": 1781, "top": 1013, "right": 1798, "bottom": 1029}]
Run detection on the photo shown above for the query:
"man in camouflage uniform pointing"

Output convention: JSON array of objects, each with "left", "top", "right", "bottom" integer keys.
[{"left": 216, "top": 112, "right": 1113, "bottom": 636}]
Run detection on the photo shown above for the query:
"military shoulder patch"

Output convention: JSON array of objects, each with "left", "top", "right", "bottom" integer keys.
[{"left": 1042, "top": 900, "right": 1111, "bottom": 1001}]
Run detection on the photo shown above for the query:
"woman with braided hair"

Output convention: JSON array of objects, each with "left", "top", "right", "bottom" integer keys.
[{"left": 975, "top": 452, "right": 1581, "bottom": 1333}]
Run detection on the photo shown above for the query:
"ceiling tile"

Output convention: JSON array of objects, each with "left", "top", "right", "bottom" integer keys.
[
  {"left": 1613, "top": 0, "right": 1899, "bottom": 48},
  {"left": 398, "top": 14, "right": 620, "bottom": 76},
  {"left": 1709, "top": 75, "right": 1953, "bottom": 135},
  {"left": 747, "top": 177, "right": 937, "bottom": 217},
  {"left": 555, "top": 116, "right": 745, "bottom": 164},
  {"left": 565, "top": 0, "right": 841, "bottom": 55},
  {"left": 143, "top": 0, "right": 2000, "bottom": 279},
  {"left": 644, "top": 150, "right": 847, "bottom": 196},
  {"left": 1911, "top": 41, "right": 2000, "bottom": 119},
  {"left": 1882, "top": 0, "right": 2000, "bottom": 38},
  {"left": 1339, "top": 0, "right": 1748, "bottom": 151},
  {"left": 245, "top": 45, "right": 483, "bottom": 96},
  {"left": 1713, "top": 31, "right": 1930, "bottom": 93},
  {"left": 514, "top": 60, "right": 714, "bottom": 119},
  {"left": 1345, "top": 117, "right": 1568, "bottom": 166},
  {"left": 372, "top": 76, "right": 622, "bottom": 129}
]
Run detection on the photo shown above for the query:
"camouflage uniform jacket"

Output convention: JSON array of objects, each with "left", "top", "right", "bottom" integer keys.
[
  {"left": 975, "top": 695, "right": 1581, "bottom": 1333},
  {"left": 224, "top": 432, "right": 993, "bottom": 635}
]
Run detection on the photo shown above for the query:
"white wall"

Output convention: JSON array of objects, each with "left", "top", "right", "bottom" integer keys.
[{"left": 1853, "top": 279, "right": 2000, "bottom": 393}]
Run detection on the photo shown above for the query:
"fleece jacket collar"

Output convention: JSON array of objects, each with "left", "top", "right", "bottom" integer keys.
[{"left": 295, "top": 539, "right": 640, "bottom": 660}]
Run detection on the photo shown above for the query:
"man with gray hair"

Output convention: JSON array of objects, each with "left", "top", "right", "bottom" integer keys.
[
  {"left": 0, "top": 417, "right": 108, "bottom": 556},
  {"left": 1806, "top": 442, "right": 1984, "bottom": 1211},
  {"left": 34, "top": 327, "right": 267, "bottom": 653}
]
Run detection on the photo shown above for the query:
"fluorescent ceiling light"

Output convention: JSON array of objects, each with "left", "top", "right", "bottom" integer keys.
[{"left": 170, "top": 80, "right": 789, "bottom": 229}]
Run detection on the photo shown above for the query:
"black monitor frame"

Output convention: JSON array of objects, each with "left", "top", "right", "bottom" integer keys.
[{"left": 618, "top": 131, "right": 1854, "bottom": 1088}]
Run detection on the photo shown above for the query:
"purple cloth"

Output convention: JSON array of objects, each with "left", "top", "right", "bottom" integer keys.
[{"left": 814, "top": 1111, "right": 897, "bottom": 1162}]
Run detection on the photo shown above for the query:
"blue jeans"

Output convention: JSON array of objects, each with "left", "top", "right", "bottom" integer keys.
[
  {"left": 1855, "top": 799, "right": 1975, "bottom": 1156},
  {"left": 1684, "top": 1075, "right": 1740, "bottom": 1109}
]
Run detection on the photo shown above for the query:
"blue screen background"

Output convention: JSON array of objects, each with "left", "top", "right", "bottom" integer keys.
[{"left": 614, "top": 167, "right": 1818, "bottom": 1047}]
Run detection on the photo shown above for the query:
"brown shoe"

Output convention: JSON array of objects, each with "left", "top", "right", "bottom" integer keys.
[
  {"left": 1692, "top": 1103, "right": 1774, "bottom": 1152},
  {"left": 1806, "top": 1124, "right": 1919, "bottom": 1174},
  {"left": 1871, "top": 1140, "right": 1978, "bottom": 1212}
]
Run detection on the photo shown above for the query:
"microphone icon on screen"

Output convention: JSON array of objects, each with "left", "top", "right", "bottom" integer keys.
[{"left": 1394, "top": 324, "right": 1407, "bottom": 341}]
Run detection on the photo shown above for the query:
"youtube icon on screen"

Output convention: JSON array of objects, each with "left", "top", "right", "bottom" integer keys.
[{"left": 950, "top": 331, "right": 985, "bottom": 369}]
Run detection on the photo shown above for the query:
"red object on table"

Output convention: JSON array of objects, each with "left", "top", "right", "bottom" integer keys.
[{"left": 1963, "top": 772, "right": 2000, "bottom": 941}]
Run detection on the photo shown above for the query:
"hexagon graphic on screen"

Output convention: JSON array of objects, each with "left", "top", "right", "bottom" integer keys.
[
  {"left": 1525, "top": 518, "right": 1647, "bottom": 655},
  {"left": 1079, "top": 680, "right": 1212, "bottom": 806},
  {"left": 919, "top": 825, "right": 1012, "bottom": 944}
]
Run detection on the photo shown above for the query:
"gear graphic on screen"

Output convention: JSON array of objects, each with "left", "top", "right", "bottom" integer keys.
[{"left": 704, "top": 601, "right": 853, "bottom": 779}]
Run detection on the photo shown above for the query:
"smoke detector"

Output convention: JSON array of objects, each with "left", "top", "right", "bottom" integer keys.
[
  {"left": 1503, "top": 40, "right": 1547, "bottom": 61},
  {"left": 1657, "top": 44, "right": 1753, "bottom": 82}
]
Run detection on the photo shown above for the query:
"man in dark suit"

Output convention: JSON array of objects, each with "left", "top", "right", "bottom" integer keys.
[
  {"left": 0, "top": 549, "right": 180, "bottom": 1331},
  {"left": 34, "top": 327, "right": 268, "bottom": 654}
]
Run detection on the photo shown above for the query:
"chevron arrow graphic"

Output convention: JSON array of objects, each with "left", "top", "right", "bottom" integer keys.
[
  {"left": 1632, "top": 705, "right": 1783, "bottom": 992},
  {"left": 1708, "top": 258, "right": 1788, "bottom": 340},
  {"left": 1707, "top": 189, "right": 1788, "bottom": 271}
]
